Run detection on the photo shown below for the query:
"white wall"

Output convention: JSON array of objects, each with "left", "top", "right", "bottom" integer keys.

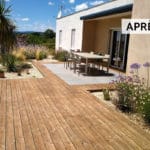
[{"left": 55, "top": 0, "right": 133, "bottom": 52}]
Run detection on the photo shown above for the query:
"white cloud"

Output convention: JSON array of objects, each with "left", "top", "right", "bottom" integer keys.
[
  {"left": 69, "top": 0, "right": 75, "bottom": 4},
  {"left": 32, "top": 22, "right": 54, "bottom": 32},
  {"left": 21, "top": 18, "right": 30, "bottom": 22},
  {"left": 5, "top": 0, "right": 10, "bottom": 2},
  {"left": 48, "top": 1, "right": 54, "bottom": 6},
  {"left": 64, "top": 8, "right": 72, "bottom": 14},
  {"left": 17, "top": 21, "right": 55, "bottom": 32},
  {"left": 90, "top": 0, "right": 104, "bottom": 6},
  {"left": 75, "top": 3, "right": 88, "bottom": 12}
]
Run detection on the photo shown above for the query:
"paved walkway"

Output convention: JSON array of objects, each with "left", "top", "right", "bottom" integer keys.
[
  {"left": 44, "top": 64, "right": 117, "bottom": 85},
  {"left": 0, "top": 62, "right": 150, "bottom": 150}
]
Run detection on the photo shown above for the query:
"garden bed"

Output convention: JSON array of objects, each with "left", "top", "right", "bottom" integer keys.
[
  {"left": 91, "top": 90, "right": 150, "bottom": 134},
  {"left": 0, "top": 63, "right": 43, "bottom": 79}
]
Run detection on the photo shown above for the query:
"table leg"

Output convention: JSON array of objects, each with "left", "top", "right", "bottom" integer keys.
[
  {"left": 73, "top": 59, "right": 76, "bottom": 73},
  {"left": 85, "top": 58, "right": 88, "bottom": 74}
]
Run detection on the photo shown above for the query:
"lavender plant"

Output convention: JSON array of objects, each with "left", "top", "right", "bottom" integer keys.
[{"left": 115, "top": 62, "right": 150, "bottom": 123}]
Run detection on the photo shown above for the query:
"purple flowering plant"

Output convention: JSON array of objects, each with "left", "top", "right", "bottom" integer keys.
[
  {"left": 130, "top": 63, "right": 141, "bottom": 76},
  {"left": 114, "top": 62, "right": 150, "bottom": 122}
]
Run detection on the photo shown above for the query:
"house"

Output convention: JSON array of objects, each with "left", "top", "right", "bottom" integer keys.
[{"left": 56, "top": 0, "right": 150, "bottom": 82}]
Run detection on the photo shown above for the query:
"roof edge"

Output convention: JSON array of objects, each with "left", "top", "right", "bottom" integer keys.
[
  {"left": 80, "top": 4, "right": 133, "bottom": 20},
  {"left": 57, "top": 0, "right": 121, "bottom": 20}
]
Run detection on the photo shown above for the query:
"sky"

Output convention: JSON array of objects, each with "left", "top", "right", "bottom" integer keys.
[{"left": 5, "top": 0, "right": 109, "bottom": 32}]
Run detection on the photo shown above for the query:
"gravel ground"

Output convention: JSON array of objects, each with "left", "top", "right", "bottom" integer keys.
[
  {"left": 0, "top": 55, "right": 58, "bottom": 80},
  {"left": 4, "top": 63, "right": 43, "bottom": 79}
]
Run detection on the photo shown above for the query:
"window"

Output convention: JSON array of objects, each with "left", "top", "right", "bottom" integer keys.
[
  {"left": 109, "top": 29, "right": 129, "bottom": 71},
  {"left": 59, "top": 30, "right": 62, "bottom": 46},
  {"left": 71, "top": 29, "right": 76, "bottom": 49}
]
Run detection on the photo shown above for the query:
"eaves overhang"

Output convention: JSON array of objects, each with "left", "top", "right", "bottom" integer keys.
[{"left": 80, "top": 4, "right": 133, "bottom": 20}]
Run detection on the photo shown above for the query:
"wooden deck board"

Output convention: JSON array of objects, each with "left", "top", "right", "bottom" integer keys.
[
  {"left": 0, "top": 62, "right": 150, "bottom": 150},
  {"left": 0, "top": 81, "right": 6, "bottom": 150},
  {"left": 11, "top": 80, "right": 26, "bottom": 150}
]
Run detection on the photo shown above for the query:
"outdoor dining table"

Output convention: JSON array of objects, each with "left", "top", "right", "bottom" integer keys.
[{"left": 73, "top": 52, "right": 109, "bottom": 74}]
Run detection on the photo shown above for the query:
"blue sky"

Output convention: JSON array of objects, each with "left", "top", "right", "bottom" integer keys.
[{"left": 5, "top": 0, "right": 109, "bottom": 32}]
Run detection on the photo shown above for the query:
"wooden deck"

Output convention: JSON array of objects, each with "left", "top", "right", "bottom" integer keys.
[{"left": 0, "top": 62, "right": 150, "bottom": 150}]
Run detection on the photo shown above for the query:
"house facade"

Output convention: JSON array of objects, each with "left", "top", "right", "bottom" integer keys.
[{"left": 56, "top": 0, "right": 150, "bottom": 82}]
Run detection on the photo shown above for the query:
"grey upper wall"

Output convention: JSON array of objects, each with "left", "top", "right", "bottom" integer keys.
[{"left": 55, "top": 0, "right": 133, "bottom": 51}]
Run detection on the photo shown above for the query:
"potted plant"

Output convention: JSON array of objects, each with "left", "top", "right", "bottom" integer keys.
[
  {"left": 103, "top": 89, "right": 110, "bottom": 100},
  {"left": 0, "top": 69, "right": 5, "bottom": 78}
]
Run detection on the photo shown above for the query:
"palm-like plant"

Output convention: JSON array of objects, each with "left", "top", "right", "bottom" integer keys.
[{"left": 0, "top": 0, "right": 16, "bottom": 54}]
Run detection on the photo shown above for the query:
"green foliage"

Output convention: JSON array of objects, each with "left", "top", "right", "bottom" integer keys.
[
  {"left": 53, "top": 51, "right": 68, "bottom": 62},
  {"left": 103, "top": 89, "right": 110, "bottom": 100},
  {"left": 44, "top": 29, "right": 55, "bottom": 39},
  {"left": 136, "top": 89, "right": 150, "bottom": 123},
  {"left": 114, "top": 62, "right": 150, "bottom": 123},
  {"left": 115, "top": 78, "right": 136, "bottom": 112},
  {"left": 2, "top": 54, "right": 18, "bottom": 72},
  {"left": 36, "top": 50, "right": 48, "bottom": 60},
  {"left": 0, "top": 68, "right": 4, "bottom": 73},
  {"left": 38, "top": 51, "right": 47, "bottom": 60},
  {"left": 21, "top": 63, "right": 32, "bottom": 69},
  {"left": 43, "top": 38, "right": 55, "bottom": 49},
  {"left": 26, "top": 33, "right": 45, "bottom": 45},
  {"left": 0, "top": 0, "right": 16, "bottom": 54},
  {"left": 143, "top": 102, "right": 150, "bottom": 123},
  {"left": 20, "top": 29, "right": 56, "bottom": 50},
  {"left": 15, "top": 62, "right": 32, "bottom": 76}
]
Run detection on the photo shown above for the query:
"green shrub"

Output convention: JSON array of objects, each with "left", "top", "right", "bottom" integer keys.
[
  {"left": 137, "top": 89, "right": 150, "bottom": 123},
  {"left": 21, "top": 63, "right": 32, "bottom": 69},
  {"left": 115, "top": 79, "right": 136, "bottom": 112},
  {"left": 2, "top": 54, "right": 18, "bottom": 72},
  {"left": 14, "top": 62, "right": 32, "bottom": 75},
  {"left": 35, "top": 50, "right": 47, "bottom": 60},
  {"left": 143, "top": 102, "right": 150, "bottom": 123},
  {"left": 53, "top": 50, "right": 68, "bottom": 61},
  {"left": 38, "top": 51, "right": 47, "bottom": 60},
  {"left": 114, "top": 61, "right": 150, "bottom": 122}
]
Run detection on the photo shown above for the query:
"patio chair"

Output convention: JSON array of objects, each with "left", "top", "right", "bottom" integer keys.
[
  {"left": 73, "top": 56, "right": 89, "bottom": 75},
  {"left": 101, "top": 54, "right": 110, "bottom": 73},
  {"left": 64, "top": 50, "right": 75, "bottom": 69}
]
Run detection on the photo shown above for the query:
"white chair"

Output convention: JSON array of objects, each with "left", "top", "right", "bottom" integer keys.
[
  {"left": 102, "top": 54, "right": 110, "bottom": 73},
  {"left": 64, "top": 50, "right": 75, "bottom": 69},
  {"left": 73, "top": 56, "right": 90, "bottom": 75}
]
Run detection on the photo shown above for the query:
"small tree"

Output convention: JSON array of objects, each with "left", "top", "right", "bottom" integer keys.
[
  {"left": 44, "top": 29, "right": 55, "bottom": 39},
  {"left": 0, "top": 0, "right": 16, "bottom": 54}
]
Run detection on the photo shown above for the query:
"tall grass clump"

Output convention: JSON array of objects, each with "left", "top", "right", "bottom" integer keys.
[
  {"left": 53, "top": 50, "right": 68, "bottom": 61},
  {"left": 13, "top": 48, "right": 26, "bottom": 61}
]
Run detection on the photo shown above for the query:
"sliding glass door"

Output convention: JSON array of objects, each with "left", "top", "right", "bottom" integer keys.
[{"left": 109, "top": 29, "right": 129, "bottom": 71}]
